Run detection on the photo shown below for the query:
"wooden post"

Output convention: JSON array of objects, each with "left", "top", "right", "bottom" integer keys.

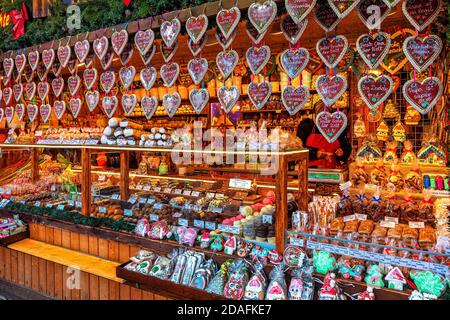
[
  {"left": 81, "top": 148, "right": 91, "bottom": 216},
  {"left": 120, "top": 151, "right": 130, "bottom": 201},
  {"left": 298, "top": 154, "right": 309, "bottom": 211},
  {"left": 275, "top": 154, "right": 288, "bottom": 253},
  {"left": 31, "top": 148, "right": 39, "bottom": 182}
]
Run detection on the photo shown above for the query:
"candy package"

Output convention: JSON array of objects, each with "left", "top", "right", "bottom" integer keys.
[
  {"left": 265, "top": 264, "right": 287, "bottom": 300},
  {"left": 223, "top": 259, "right": 249, "bottom": 300},
  {"left": 244, "top": 261, "right": 267, "bottom": 300}
]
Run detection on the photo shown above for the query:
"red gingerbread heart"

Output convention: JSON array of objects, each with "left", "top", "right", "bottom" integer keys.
[
  {"left": 285, "top": 0, "right": 316, "bottom": 23},
  {"left": 316, "top": 35, "right": 348, "bottom": 69},
  {"left": 248, "top": 81, "right": 272, "bottom": 110},
  {"left": 216, "top": 7, "right": 240, "bottom": 39},
  {"left": 403, "top": 35, "right": 442, "bottom": 73},
  {"left": 358, "top": 75, "right": 394, "bottom": 110},
  {"left": 403, "top": 77, "right": 443, "bottom": 115},
  {"left": 316, "top": 110, "right": 348, "bottom": 143},
  {"left": 281, "top": 85, "right": 310, "bottom": 115},
  {"left": 356, "top": 32, "right": 391, "bottom": 69}
]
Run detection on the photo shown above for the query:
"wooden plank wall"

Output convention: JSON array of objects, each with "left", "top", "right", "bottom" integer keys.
[{"left": 0, "top": 222, "right": 170, "bottom": 300}]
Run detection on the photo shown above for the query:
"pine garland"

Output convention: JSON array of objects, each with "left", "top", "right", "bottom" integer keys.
[{"left": 0, "top": 0, "right": 214, "bottom": 53}]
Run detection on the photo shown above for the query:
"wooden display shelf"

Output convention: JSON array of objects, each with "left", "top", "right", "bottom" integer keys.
[
  {"left": 0, "top": 230, "right": 29, "bottom": 247},
  {"left": 116, "top": 262, "right": 227, "bottom": 300}
]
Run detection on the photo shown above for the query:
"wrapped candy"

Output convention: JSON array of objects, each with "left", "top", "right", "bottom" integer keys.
[
  {"left": 376, "top": 120, "right": 389, "bottom": 142},
  {"left": 409, "top": 270, "right": 446, "bottom": 298},
  {"left": 335, "top": 191, "right": 353, "bottom": 218},
  {"left": 355, "top": 287, "right": 376, "bottom": 300},
  {"left": 418, "top": 190, "right": 435, "bottom": 226},
  {"left": 402, "top": 194, "right": 419, "bottom": 223},
  {"left": 364, "top": 264, "right": 385, "bottom": 287},
  {"left": 367, "top": 189, "right": 384, "bottom": 222},
  {"left": 401, "top": 140, "right": 416, "bottom": 163},
  {"left": 313, "top": 250, "right": 336, "bottom": 275},
  {"left": 288, "top": 257, "right": 315, "bottom": 300},
  {"left": 210, "top": 234, "right": 225, "bottom": 252},
  {"left": 383, "top": 193, "right": 401, "bottom": 219},
  {"left": 392, "top": 120, "right": 406, "bottom": 142},
  {"left": 370, "top": 159, "right": 388, "bottom": 187},
  {"left": 206, "top": 260, "right": 233, "bottom": 296},
  {"left": 351, "top": 157, "right": 370, "bottom": 186},
  {"left": 134, "top": 218, "right": 150, "bottom": 237},
  {"left": 351, "top": 188, "right": 369, "bottom": 215},
  {"left": 318, "top": 273, "right": 343, "bottom": 300},
  {"left": 383, "top": 141, "right": 398, "bottom": 164},
  {"left": 224, "top": 259, "right": 249, "bottom": 300},
  {"left": 265, "top": 264, "right": 287, "bottom": 300},
  {"left": 387, "top": 162, "right": 404, "bottom": 191},
  {"left": 404, "top": 161, "right": 422, "bottom": 192},
  {"left": 244, "top": 261, "right": 267, "bottom": 300},
  {"left": 190, "top": 258, "right": 217, "bottom": 290},
  {"left": 353, "top": 113, "right": 366, "bottom": 138}
]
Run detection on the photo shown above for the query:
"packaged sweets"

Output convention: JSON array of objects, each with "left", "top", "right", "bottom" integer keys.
[
  {"left": 223, "top": 259, "right": 249, "bottom": 300},
  {"left": 265, "top": 264, "right": 287, "bottom": 300},
  {"left": 206, "top": 260, "right": 232, "bottom": 296},
  {"left": 418, "top": 191, "right": 435, "bottom": 225},
  {"left": 366, "top": 191, "right": 383, "bottom": 222},
  {"left": 383, "top": 140, "right": 398, "bottom": 164},
  {"left": 335, "top": 191, "right": 353, "bottom": 218},
  {"left": 370, "top": 159, "right": 387, "bottom": 187},
  {"left": 355, "top": 134, "right": 382, "bottom": 163},
  {"left": 401, "top": 140, "right": 416, "bottom": 163},
  {"left": 404, "top": 161, "right": 422, "bottom": 192},
  {"left": 418, "top": 226, "right": 436, "bottom": 248},
  {"left": 318, "top": 273, "right": 343, "bottom": 300},
  {"left": 351, "top": 189, "right": 369, "bottom": 215},
  {"left": 383, "top": 193, "right": 401, "bottom": 219},
  {"left": 387, "top": 162, "right": 404, "bottom": 191},
  {"left": 351, "top": 157, "right": 370, "bottom": 186},
  {"left": 330, "top": 217, "right": 344, "bottom": 236},
  {"left": 402, "top": 194, "right": 419, "bottom": 223},
  {"left": 243, "top": 260, "right": 267, "bottom": 300}
]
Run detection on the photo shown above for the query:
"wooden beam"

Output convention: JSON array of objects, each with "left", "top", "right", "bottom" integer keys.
[
  {"left": 81, "top": 148, "right": 91, "bottom": 216},
  {"left": 275, "top": 154, "right": 288, "bottom": 253},
  {"left": 119, "top": 150, "right": 130, "bottom": 201}
]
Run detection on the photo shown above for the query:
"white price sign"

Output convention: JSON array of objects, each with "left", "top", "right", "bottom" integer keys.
[{"left": 229, "top": 178, "right": 252, "bottom": 190}]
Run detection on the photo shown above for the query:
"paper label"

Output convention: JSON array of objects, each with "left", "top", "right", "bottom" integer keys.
[
  {"left": 57, "top": 204, "right": 65, "bottom": 210},
  {"left": 111, "top": 194, "right": 120, "bottom": 200},
  {"left": 380, "top": 220, "right": 396, "bottom": 228},
  {"left": 339, "top": 180, "right": 352, "bottom": 191},
  {"left": 409, "top": 221, "right": 425, "bottom": 229},
  {"left": 124, "top": 209, "right": 132, "bottom": 216},
  {"left": 385, "top": 216, "right": 399, "bottom": 224},
  {"left": 205, "top": 221, "right": 216, "bottom": 230},
  {"left": 218, "top": 224, "right": 240, "bottom": 234},
  {"left": 194, "top": 220, "right": 205, "bottom": 228},
  {"left": 355, "top": 214, "right": 367, "bottom": 221},
  {"left": 229, "top": 178, "right": 252, "bottom": 190},
  {"left": 150, "top": 214, "right": 159, "bottom": 221},
  {"left": 343, "top": 214, "right": 356, "bottom": 222},
  {"left": 178, "top": 218, "right": 189, "bottom": 227},
  {"left": 262, "top": 214, "right": 273, "bottom": 224},
  {"left": 34, "top": 201, "right": 41, "bottom": 207},
  {"left": 99, "top": 207, "right": 107, "bottom": 213},
  {"left": 183, "top": 190, "right": 192, "bottom": 196},
  {"left": 289, "top": 237, "right": 304, "bottom": 247},
  {"left": 191, "top": 191, "right": 200, "bottom": 197}
]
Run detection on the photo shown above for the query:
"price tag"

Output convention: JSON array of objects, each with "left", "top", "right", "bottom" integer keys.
[
  {"left": 205, "top": 221, "right": 216, "bottom": 230},
  {"left": 339, "top": 181, "right": 352, "bottom": 191},
  {"left": 153, "top": 187, "right": 161, "bottom": 192},
  {"left": 194, "top": 220, "right": 205, "bottom": 228},
  {"left": 409, "top": 221, "right": 425, "bottom": 229},
  {"left": 385, "top": 217, "right": 399, "bottom": 224},
  {"left": 98, "top": 175, "right": 106, "bottom": 182},
  {"left": 173, "top": 212, "right": 183, "bottom": 218},
  {"left": 135, "top": 185, "right": 143, "bottom": 190},
  {"left": 229, "top": 178, "right": 252, "bottom": 190},
  {"left": 57, "top": 204, "right": 65, "bottom": 210},
  {"left": 262, "top": 214, "right": 273, "bottom": 224},
  {"left": 34, "top": 201, "right": 41, "bottom": 207},
  {"left": 163, "top": 188, "right": 172, "bottom": 194},
  {"left": 150, "top": 214, "right": 159, "bottom": 221},
  {"left": 289, "top": 238, "right": 304, "bottom": 247},
  {"left": 174, "top": 189, "right": 182, "bottom": 195},
  {"left": 146, "top": 198, "right": 156, "bottom": 204},
  {"left": 191, "top": 191, "right": 200, "bottom": 197},
  {"left": 68, "top": 200, "right": 75, "bottom": 206},
  {"left": 128, "top": 196, "right": 137, "bottom": 204},
  {"left": 178, "top": 218, "right": 189, "bottom": 227},
  {"left": 75, "top": 201, "right": 82, "bottom": 208},
  {"left": 111, "top": 194, "right": 120, "bottom": 200},
  {"left": 99, "top": 207, "right": 107, "bottom": 213},
  {"left": 45, "top": 203, "right": 53, "bottom": 208},
  {"left": 355, "top": 214, "right": 367, "bottom": 221},
  {"left": 143, "top": 186, "right": 151, "bottom": 191},
  {"left": 215, "top": 193, "right": 225, "bottom": 198},
  {"left": 380, "top": 220, "right": 396, "bottom": 228},
  {"left": 218, "top": 224, "right": 240, "bottom": 235},
  {"left": 20, "top": 200, "right": 26, "bottom": 204},
  {"left": 154, "top": 203, "right": 165, "bottom": 210},
  {"left": 139, "top": 198, "right": 148, "bottom": 204},
  {"left": 206, "top": 192, "right": 215, "bottom": 198},
  {"left": 35, "top": 130, "right": 43, "bottom": 137},
  {"left": 183, "top": 190, "right": 192, "bottom": 196},
  {"left": 124, "top": 209, "right": 132, "bottom": 217},
  {"left": 212, "top": 207, "right": 223, "bottom": 214},
  {"left": 343, "top": 214, "right": 356, "bottom": 222}
]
